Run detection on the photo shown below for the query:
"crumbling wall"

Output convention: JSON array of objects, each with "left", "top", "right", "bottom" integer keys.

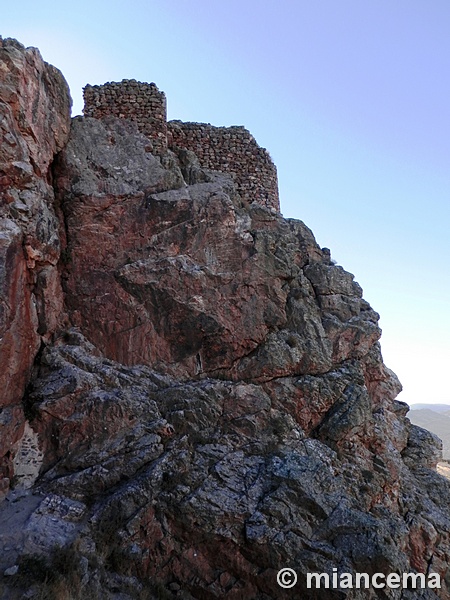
[
  {"left": 83, "top": 79, "right": 167, "bottom": 154},
  {"left": 168, "top": 121, "right": 279, "bottom": 211},
  {"left": 83, "top": 80, "right": 279, "bottom": 210}
]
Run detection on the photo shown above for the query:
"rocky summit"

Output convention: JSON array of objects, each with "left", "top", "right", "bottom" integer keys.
[{"left": 0, "top": 37, "right": 449, "bottom": 600}]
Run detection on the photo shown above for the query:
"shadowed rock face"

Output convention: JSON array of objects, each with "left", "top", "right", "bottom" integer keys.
[
  {"left": 0, "top": 37, "right": 71, "bottom": 494},
  {"left": 1, "top": 38, "right": 450, "bottom": 600}
]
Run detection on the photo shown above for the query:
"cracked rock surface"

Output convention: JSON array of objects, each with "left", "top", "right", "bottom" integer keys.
[
  {"left": 0, "top": 37, "right": 71, "bottom": 495},
  {"left": 1, "top": 37, "right": 450, "bottom": 600}
]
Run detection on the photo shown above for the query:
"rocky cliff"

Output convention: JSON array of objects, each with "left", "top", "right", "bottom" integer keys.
[{"left": 1, "top": 37, "right": 449, "bottom": 600}]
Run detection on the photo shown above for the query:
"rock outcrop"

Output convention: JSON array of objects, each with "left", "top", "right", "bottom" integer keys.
[
  {"left": 0, "top": 37, "right": 71, "bottom": 496},
  {"left": 82, "top": 79, "right": 280, "bottom": 211},
  {"left": 0, "top": 38, "right": 449, "bottom": 600}
]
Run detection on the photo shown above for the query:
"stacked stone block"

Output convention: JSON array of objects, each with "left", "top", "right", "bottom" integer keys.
[
  {"left": 167, "top": 121, "right": 279, "bottom": 211},
  {"left": 83, "top": 79, "right": 167, "bottom": 154},
  {"left": 83, "top": 81, "right": 279, "bottom": 210}
]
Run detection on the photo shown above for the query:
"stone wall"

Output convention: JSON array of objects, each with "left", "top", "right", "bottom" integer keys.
[
  {"left": 83, "top": 79, "right": 167, "bottom": 154},
  {"left": 83, "top": 80, "right": 279, "bottom": 210},
  {"left": 167, "top": 121, "right": 279, "bottom": 210}
]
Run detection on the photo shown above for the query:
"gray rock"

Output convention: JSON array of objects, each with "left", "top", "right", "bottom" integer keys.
[{"left": 1, "top": 36, "right": 449, "bottom": 600}]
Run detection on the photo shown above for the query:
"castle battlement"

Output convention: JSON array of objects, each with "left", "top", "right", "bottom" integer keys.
[{"left": 83, "top": 80, "right": 279, "bottom": 211}]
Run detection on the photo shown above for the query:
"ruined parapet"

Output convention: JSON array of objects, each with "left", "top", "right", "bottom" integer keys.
[
  {"left": 168, "top": 121, "right": 279, "bottom": 211},
  {"left": 83, "top": 79, "right": 167, "bottom": 154},
  {"left": 82, "top": 80, "right": 279, "bottom": 210}
]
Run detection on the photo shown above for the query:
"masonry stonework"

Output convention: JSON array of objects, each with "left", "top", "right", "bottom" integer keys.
[
  {"left": 167, "top": 121, "right": 279, "bottom": 210},
  {"left": 83, "top": 79, "right": 167, "bottom": 154},
  {"left": 83, "top": 80, "right": 279, "bottom": 210}
]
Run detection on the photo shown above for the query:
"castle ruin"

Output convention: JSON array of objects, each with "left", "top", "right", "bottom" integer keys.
[{"left": 83, "top": 80, "right": 279, "bottom": 211}]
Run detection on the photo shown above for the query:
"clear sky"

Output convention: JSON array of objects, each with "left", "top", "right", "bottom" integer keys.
[{"left": 3, "top": 1, "right": 450, "bottom": 407}]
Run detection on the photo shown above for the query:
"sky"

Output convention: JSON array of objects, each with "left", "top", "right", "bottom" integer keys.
[{"left": 3, "top": 1, "right": 450, "bottom": 407}]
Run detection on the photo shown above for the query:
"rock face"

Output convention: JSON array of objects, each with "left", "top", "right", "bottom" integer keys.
[
  {"left": 0, "top": 37, "right": 71, "bottom": 496},
  {"left": 57, "top": 114, "right": 378, "bottom": 382},
  {"left": 1, "top": 38, "right": 450, "bottom": 600}
]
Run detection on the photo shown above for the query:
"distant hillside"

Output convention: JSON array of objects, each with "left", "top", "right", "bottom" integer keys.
[
  {"left": 410, "top": 403, "right": 450, "bottom": 413},
  {"left": 408, "top": 407, "right": 450, "bottom": 460}
]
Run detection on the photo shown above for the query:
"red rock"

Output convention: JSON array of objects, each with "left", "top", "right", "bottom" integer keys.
[{"left": 0, "top": 37, "right": 71, "bottom": 495}]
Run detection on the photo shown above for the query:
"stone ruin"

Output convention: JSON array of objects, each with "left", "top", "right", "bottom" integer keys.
[
  {"left": 83, "top": 79, "right": 279, "bottom": 211},
  {"left": 83, "top": 80, "right": 168, "bottom": 154}
]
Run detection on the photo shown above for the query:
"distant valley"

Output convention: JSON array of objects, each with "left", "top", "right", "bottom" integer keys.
[{"left": 409, "top": 404, "right": 450, "bottom": 461}]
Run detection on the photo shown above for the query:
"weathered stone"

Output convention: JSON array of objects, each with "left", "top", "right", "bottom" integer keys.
[
  {"left": 56, "top": 117, "right": 376, "bottom": 384},
  {"left": 0, "top": 37, "right": 71, "bottom": 495},
  {"left": 0, "top": 334, "right": 444, "bottom": 599},
  {"left": 403, "top": 424, "right": 443, "bottom": 470},
  {"left": 168, "top": 121, "right": 279, "bottom": 210},
  {"left": 1, "top": 37, "right": 449, "bottom": 600}
]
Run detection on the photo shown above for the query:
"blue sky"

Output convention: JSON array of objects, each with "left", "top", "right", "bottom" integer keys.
[{"left": 3, "top": 1, "right": 450, "bottom": 406}]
